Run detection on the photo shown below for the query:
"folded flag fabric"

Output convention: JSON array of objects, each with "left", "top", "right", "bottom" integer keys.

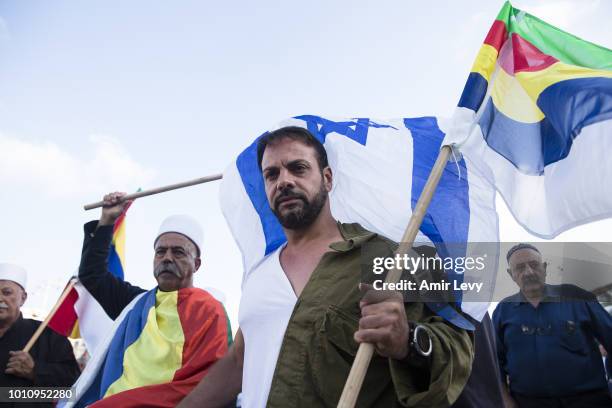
[
  {"left": 48, "top": 202, "right": 133, "bottom": 352},
  {"left": 61, "top": 288, "right": 229, "bottom": 408},
  {"left": 47, "top": 279, "right": 80, "bottom": 337},
  {"left": 220, "top": 115, "right": 499, "bottom": 323},
  {"left": 444, "top": 1, "right": 612, "bottom": 238}
]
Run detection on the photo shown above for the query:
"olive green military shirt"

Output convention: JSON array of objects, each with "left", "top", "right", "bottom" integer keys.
[{"left": 266, "top": 223, "right": 474, "bottom": 408}]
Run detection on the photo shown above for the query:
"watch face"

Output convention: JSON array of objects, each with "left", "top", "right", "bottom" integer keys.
[{"left": 414, "top": 326, "right": 432, "bottom": 356}]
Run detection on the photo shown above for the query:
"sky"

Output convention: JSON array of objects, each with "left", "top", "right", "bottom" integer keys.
[{"left": 0, "top": 0, "right": 611, "bottom": 329}]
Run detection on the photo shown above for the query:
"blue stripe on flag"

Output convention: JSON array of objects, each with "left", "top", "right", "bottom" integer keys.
[
  {"left": 94, "top": 290, "right": 156, "bottom": 401},
  {"left": 478, "top": 99, "right": 549, "bottom": 175},
  {"left": 404, "top": 117, "right": 474, "bottom": 330},
  {"left": 404, "top": 117, "right": 470, "bottom": 251},
  {"left": 537, "top": 76, "right": 612, "bottom": 154},
  {"left": 236, "top": 135, "right": 287, "bottom": 256},
  {"left": 107, "top": 246, "right": 124, "bottom": 280},
  {"left": 74, "top": 367, "right": 105, "bottom": 408},
  {"left": 458, "top": 72, "right": 488, "bottom": 111}
]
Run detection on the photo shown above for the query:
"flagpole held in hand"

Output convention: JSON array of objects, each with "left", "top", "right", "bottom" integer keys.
[
  {"left": 22, "top": 279, "right": 78, "bottom": 353},
  {"left": 83, "top": 173, "right": 224, "bottom": 210},
  {"left": 336, "top": 145, "right": 452, "bottom": 408}
]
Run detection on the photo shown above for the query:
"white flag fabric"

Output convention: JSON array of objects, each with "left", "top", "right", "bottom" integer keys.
[
  {"left": 220, "top": 115, "right": 499, "bottom": 322},
  {"left": 72, "top": 283, "right": 114, "bottom": 354}
]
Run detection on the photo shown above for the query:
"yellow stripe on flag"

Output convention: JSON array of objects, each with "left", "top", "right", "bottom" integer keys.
[
  {"left": 104, "top": 291, "right": 185, "bottom": 397},
  {"left": 491, "top": 66, "right": 545, "bottom": 123},
  {"left": 470, "top": 43, "right": 499, "bottom": 82},
  {"left": 516, "top": 61, "right": 612, "bottom": 103},
  {"left": 113, "top": 220, "right": 127, "bottom": 267}
]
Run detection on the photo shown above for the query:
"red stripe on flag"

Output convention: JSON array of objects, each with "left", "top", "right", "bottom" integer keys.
[
  {"left": 174, "top": 288, "right": 228, "bottom": 382},
  {"left": 48, "top": 287, "right": 79, "bottom": 337},
  {"left": 484, "top": 19, "right": 508, "bottom": 52},
  {"left": 511, "top": 33, "right": 558, "bottom": 73}
]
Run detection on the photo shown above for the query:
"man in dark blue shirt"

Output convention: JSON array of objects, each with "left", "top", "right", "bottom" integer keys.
[{"left": 493, "top": 243, "right": 612, "bottom": 408}]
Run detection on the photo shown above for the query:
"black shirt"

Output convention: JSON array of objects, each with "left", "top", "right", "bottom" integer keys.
[
  {"left": 0, "top": 315, "right": 81, "bottom": 407},
  {"left": 79, "top": 220, "right": 146, "bottom": 319}
]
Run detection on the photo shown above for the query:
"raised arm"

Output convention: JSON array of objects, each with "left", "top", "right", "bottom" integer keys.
[{"left": 78, "top": 192, "right": 145, "bottom": 319}]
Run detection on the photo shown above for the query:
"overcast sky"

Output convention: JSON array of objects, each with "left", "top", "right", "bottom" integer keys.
[{"left": 1, "top": 0, "right": 610, "bottom": 328}]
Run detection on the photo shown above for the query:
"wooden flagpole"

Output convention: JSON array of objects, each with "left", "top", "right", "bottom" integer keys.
[
  {"left": 23, "top": 279, "right": 78, "bottom": 353},
  {"left": 83, "top": 173, "right": 224, "bottom": 210},
  {"left": 336, "top": 145, "right": 452, "bottom": 408}
]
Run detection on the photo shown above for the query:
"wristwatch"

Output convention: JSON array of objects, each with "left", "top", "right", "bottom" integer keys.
[{"left": 409, "top": 324, "right": 432, "bottom": 357}]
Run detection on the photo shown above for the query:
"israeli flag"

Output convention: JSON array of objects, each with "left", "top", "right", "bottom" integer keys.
[{"left": 220, "top": 115, "right": 499, "bottom": 322}]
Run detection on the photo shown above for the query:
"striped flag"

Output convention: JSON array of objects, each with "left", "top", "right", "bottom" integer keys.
[
  {"left": 220, "top": 115, "right": 499, "bottom": 323},
  {"left": 48, "top": 202, "right": 133, "bottom": 352},
  {"left": 61, "top": 288, "right": 229, "bottom": 407},
  {"left": 444, "top": 1, "right": 612, "bottom": 238}
]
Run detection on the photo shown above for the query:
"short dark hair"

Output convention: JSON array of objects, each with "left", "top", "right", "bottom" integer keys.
[
  {"left": 506, "top": 243, "right": 541, "bottom": 263},
  {"left": 256, "top": 126, "right": 328, "bottom": 172}
]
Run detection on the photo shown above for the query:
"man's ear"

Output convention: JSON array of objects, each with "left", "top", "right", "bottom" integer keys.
[
  {"left": 323, "top": 166, "right": 333, "bottom": 192},
  {"left": 20, "top": 290, "right": 27, "bottom": 307},
  {"left": 506, "top": 268, "right": 516, "bottom": 282},
  {"left": 194, "top": 257, "right": 202, "bottom": 272}
]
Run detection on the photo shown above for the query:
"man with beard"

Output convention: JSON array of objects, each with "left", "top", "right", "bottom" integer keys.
[
  {"left": 0, "top": 263, "right": 80, "bottom": 408},
  {"left": 75, "top": 202, "right": 230, "bottom": 406},
  {"left": 180, "top": 126, "right": 473, "bottom": 407},
  {"left": 493, "top": 244, "right": 612, "bottom": 407}
]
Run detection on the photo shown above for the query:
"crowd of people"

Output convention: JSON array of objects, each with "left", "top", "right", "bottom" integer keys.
[{"left": 2, "top": 127, "right": 611, "bottom": 407}]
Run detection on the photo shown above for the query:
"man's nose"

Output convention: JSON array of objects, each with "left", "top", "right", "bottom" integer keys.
[
  {"left": 523, "top": 265, "right": 536, "bottom": 278},
  {"left": 161, "top": 251, "right": 174, "bottom": 263},
  {"left": 277, "top": 169, "right": 296, "bottom": 190}
]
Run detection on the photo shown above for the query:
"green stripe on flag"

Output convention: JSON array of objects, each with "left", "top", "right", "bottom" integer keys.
[
  {"left": 495, "top": 1, "right": 513, "bottom": 24},
  {"left": 502, "top": 2, "right": 612, "bottom": 70}
]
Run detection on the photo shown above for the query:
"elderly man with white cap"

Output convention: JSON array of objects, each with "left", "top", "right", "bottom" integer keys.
[
  {"left": 0, "top": 263, "right": 80, "bottom": 406},
  {"left": 73, "top": 192, "right": 231, "bottom": 407}
]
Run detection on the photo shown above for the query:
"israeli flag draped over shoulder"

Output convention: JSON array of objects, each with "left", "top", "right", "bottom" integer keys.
[{"left": 220, "top": 115, "right": 499, "bottom": 323}]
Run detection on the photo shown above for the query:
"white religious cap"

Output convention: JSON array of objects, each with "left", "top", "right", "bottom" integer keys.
[
  {"left": 154, "top": 215, "right": 204, "bottom": 256},
  {"left": 0, "top": 263, "right": 27, "bottom": 290}
]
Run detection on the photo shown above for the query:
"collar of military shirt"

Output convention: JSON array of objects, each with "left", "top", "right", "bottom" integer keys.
[{"left": 329, "top": 222, "right": 378, "bottom": 252}]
